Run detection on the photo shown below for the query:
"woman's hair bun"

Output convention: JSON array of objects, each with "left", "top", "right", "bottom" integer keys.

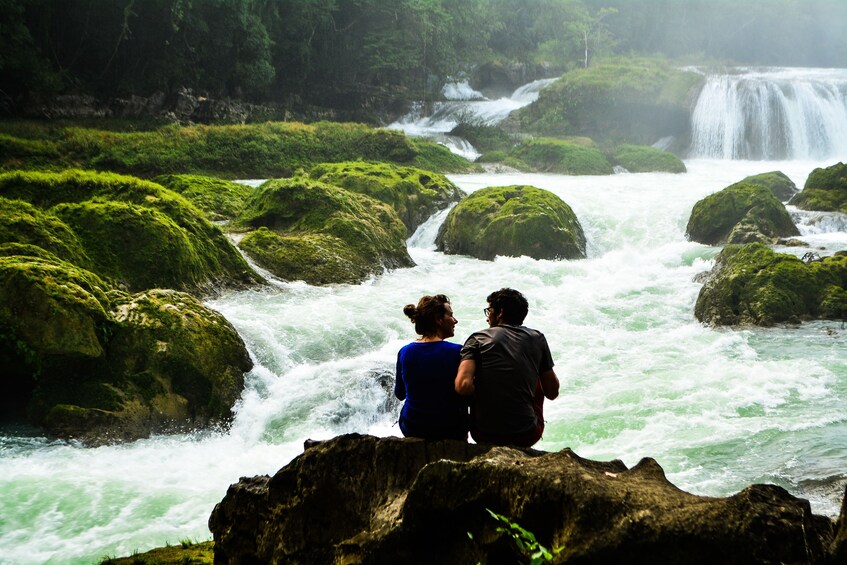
[{"left": 403, "top": 303, "right": 417, "bottom": 320}]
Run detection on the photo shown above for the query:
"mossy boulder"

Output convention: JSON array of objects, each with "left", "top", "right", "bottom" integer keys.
[
  {"left": 789, "top": 162, "right": 847, "bottom": 213},
  {"left": 737, "top": 171, "right": 798, "bottom": 202},
  {"left": 694, "top": 243, "right": 847, "bottom": 326},
  {"left": 612, "top": 144, "right": 686, "bottom": 173},
  {"left": 0, "top": 197, "right": 92, "bottom": 266},
  {"left": 308, "top": 161, "right": 465, "bottom": 235},
  {"left": 510, "top": 138, "right": 614, "bottom": 175},
  {"left": 153, "top": 174, "right": 254, "bottom": 221},
  {"left": 507, "top": 58, "right": 703, "bottom": 144},
  {"left": 435, "top": 185, "right": 586, "bottom": 261},
  {"left": 0, "top": 169, "right": 261, "bottom": 293},
  {"left": 686, "top": 182, "right": 800, "bottom": 245},
  {"left": 236, "top": 176, "right": 413, "bottom": 284},
  {"left": 0, "top": 251, "right": 252, "bottom": 442}
]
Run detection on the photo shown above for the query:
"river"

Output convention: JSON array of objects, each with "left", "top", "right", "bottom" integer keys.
[{"left": 1, "top": 158, "right": 845, "bottom": 564}]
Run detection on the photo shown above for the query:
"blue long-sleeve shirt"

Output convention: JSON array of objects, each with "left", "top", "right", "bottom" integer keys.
[{"left": 395, "top": 341, "right": 468, "bottom": 440}]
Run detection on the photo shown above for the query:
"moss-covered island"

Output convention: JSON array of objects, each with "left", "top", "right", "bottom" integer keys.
[
  {"left": 0, "top": 121, "right": 480, "bottom": 178},
  {"left": 308, "top": 161, "right": 466, "bottom": 235},
  {"left": 436, "top": 185, "right": 586, "bottom": 261},
  {"left": 686, "top": 181, "right": 800, "bottom": 245},
  {"left": 235, "top": 176, "right": 414, "bottom": 285},
  {"left": 695, "top": 243, "right": 847, "bottom": 326},
  {"left": 506, "top": 58, "right": 703, "bottom": 144},
  {"left": 612, "top": 144, "right": 687, "bottom": 173},
  {"left": 789, "top": 161, "right": 847, "bottom": 213}
]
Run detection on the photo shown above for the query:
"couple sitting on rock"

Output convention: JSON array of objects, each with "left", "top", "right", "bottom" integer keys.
[{"left": 394, "top": 288, "right": 560, "bottom": 447}]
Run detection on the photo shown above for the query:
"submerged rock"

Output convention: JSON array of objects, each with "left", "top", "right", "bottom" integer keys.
[
  {"left": 309, "top": 161, "right": 465, "bottom": 235},
  {"left": 209, "top": 433, "right": 839, "bottom": 564},
  {"left": 686, "top": 182, "right": 800, "bottom": 245},
  {"left": 436, "top": 185, "right": 586, "bottom": 261},
  {"left": 694, "top": 243, "right": 847, "bottom": 326},
  {"left": 235, "top": 176, "right": 413, "bottom": 284},
  {"left": 790, "top": 161, "right": 847, "bottom": 213}
]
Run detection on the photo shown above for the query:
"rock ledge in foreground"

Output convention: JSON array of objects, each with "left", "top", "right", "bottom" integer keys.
[{"left": 209, "top": 433, "right": 843, "bottom": 564}]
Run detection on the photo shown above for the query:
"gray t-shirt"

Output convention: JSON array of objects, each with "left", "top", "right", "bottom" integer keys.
[{"left": 460, "top": 324, "right": 554, "bottom": 436}]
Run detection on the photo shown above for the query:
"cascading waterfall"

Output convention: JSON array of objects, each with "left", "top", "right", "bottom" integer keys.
[
  {"left": 389, "top": 78, "right": 557, "bottom": 158},
  {"left": 689, "top": 68, "right": 847, "bottom": 159}
]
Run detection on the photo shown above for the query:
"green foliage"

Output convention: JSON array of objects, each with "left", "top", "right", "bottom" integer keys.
[
  {"left": 511, "top": 138, "right": 613, "bottom": 175},
  {"left": 686, "top": 182, "right": 799, "bottom": 245},
  {"left": 486, "top": 509, "right": 563, "bottom": 565},
  {"left": 99, "top": 540, "right": 214, "bottom": 564},
  {"left": 436, "top": 184, "right": 586, "bottom": 261},
  {"left": 612, "top": 144, "right": 686, "bottom": 173},
  {"left": 695, "top": 244, "right": 847, "bottom": 326}
]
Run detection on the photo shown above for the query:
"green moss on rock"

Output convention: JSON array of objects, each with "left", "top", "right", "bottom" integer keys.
[
  {"left": 0, "top": 169, "right": 261, "bottom": 293},
  {"left": 511, "top": 138, "right": 613, "bottom": 175},
  {"left": 789, "top": 162, "right": 847, "bottom": 213},
  {"left": 435, "top": 185, "right": 586, "bottom": 261},
  {"left": 735, "top": 171, "right": 798, "bottom": 202},
  {"left": 236, "top": 176, "right": 413, "bottom": 284},
  {"left": 153, "top": 174, "right": 254, "bottom": 221},
  {"left": 309, "top": 161, "right": 465, "bottom": 235},
  {"left": 694, "top": 243, "right": 847, "bottom": 326},
  {"left": 686, "top": 182, "right": 799, "bottom": 245},
  {"left": 0, "top": 197, "right": 92, "bottom": 266},
  {"left": 612, "top": 144, "right": 686, "bottom": 173}
]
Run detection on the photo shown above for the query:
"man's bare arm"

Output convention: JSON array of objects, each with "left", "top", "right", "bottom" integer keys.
[
  {"left": 455, "top": 359, "right": 476, "bottom": 395},
  {"left": 539, "top": 368, "right": 559, "bottom": 400}
]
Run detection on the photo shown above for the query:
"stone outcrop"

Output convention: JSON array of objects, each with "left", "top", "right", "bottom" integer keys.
[
  {"left": 686, "top": 182, "right": 800, "bottom": 245},
  {"left": 694, "top": 243, "right": 847, "bottom": 326},
  {"left": 209, "top": 433, "right": 842, "bottom": 564},
  {"left": 235, "top": 176, "right": 414, "bottom": 285},
  {"left": 436, "top": 185, "right": 586, "bottom": 261},
  {"left": 790, "top": 162, "right": 847, "bottom": 214}
]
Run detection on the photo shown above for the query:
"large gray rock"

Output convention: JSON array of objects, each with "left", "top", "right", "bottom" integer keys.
[{"left": 209, "top": 434, "right": 839, "bottom": 564}]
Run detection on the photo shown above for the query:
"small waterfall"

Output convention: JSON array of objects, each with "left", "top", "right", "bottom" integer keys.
[
  {"left": 689, "top": 68, "right": 847, "bottom": 160},
  {"left": 389, "top": 78, "right": 557, "bottom": 157}
]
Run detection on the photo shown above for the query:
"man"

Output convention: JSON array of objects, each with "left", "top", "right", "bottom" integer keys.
[{"left": 454, "top": 288, "right": 559, "bottom": 447}]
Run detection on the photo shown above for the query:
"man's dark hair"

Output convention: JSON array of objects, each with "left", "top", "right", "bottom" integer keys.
[{"left": 487, "top": 288, "right": 528, "bottom": 325}]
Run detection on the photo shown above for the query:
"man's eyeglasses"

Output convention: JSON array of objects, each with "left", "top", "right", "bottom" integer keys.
[{"left": 484, "top": 307, "right": 492, "bottom": 317}]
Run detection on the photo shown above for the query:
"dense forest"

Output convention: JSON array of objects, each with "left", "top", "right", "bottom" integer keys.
[{"left": 2, "top": 0, "right": 846, "bottom": 115}]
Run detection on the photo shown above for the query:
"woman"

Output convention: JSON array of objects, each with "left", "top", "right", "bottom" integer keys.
[{"left": 395, "top": 294, "right": 468, "bottom": 440}]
